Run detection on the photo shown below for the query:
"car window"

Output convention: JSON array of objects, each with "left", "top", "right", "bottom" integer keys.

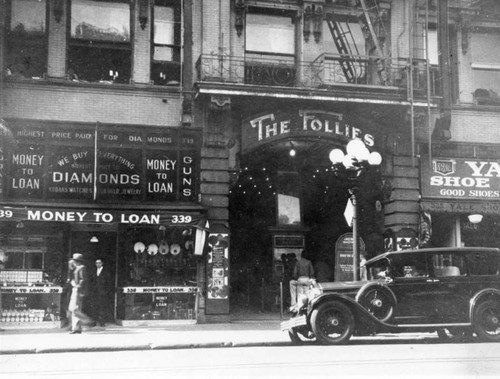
[
  {"left": 431, "top": 253, "right": 466, "bottom": 277},
  {"left": 467, "top": 252, "right": 500, "bottom": 276},
  {"left": 366, "top": 257, "right": 390, "bottom": 280},
  {"left": 387, "top": 253, "right": 428, "bottom": 278}
]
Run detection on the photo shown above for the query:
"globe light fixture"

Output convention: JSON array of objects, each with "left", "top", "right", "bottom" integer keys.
[
  {"left": 329, "top": 139, "right": 382, "bottom": 281},
  {"left": 468, "top": 214, "right": 483, "bottom": 224}
]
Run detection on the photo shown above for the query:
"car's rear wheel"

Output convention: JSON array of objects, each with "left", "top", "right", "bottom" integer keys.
[
  {"left": 310, "top": 301, "right": 354, "bottom": 345},
  {"left": 288, "top": 328, "right": 316, "bottom": 345},
  {"left": 474, "top": 300, "right": 500, "bottom": 342},
  {"left": 356, "top": 285, "right": 395, "bottom": 322}
]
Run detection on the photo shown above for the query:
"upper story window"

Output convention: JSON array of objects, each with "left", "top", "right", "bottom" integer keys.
[
  {"left": 67, "top": 0, "right": 131, "bottom": 83},
  {"left": 245, "top": 10, "right": 296, "bottom": 56},
  {"left": 471, "top": 31, "right": 500, "bottom": 105},
  {"left": 151, "top": 0, "right": 182, "bottom": 86},
  {"left": 5, "top": 0, "right": 47, "bottom": 79}
]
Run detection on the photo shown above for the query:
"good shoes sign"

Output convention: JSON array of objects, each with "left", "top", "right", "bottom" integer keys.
[{"left": 421, "top": 157, "right": 500, "bottom": 200}]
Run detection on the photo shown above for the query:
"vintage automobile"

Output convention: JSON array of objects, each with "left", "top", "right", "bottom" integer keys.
[{"left": 281, "top": 247, "right": 500, "bottom": 345}]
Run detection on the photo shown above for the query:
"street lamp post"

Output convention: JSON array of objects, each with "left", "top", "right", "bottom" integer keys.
[{"left": 329, "top": 139, "right": 382, "bottom": 281}]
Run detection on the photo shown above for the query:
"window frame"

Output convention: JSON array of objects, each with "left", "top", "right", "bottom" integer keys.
[
  {"left": 5, "top": 0, "right": 49, "bottom": 79},
  {"left": 150, "top": 0, "right": 183, "bottom": 86},
  {"left": 245, "top": 8, "right": 297, "bottom": 57},
  {"left": 67, "top": 0, "right": 132, "bottom": 84}
]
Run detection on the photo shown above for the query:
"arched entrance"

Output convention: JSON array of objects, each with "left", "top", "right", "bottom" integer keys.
[{"left": 228, "top": 136, "right": 385, "bottom": 314}]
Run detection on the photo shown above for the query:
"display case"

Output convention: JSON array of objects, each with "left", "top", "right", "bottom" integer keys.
[
  {"left": 116, "top": 225, "right": 199, "bottom": 323},
  {"left": 0, "top": 230, "right": 65, "bottom": 328}
]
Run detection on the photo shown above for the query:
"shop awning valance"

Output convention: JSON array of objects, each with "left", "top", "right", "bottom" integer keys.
[
  {"left": 421, "top": 200, "right": 500, "bottom": 215},
  {"left": 0, "top": 205, "right": 206, "bottom": 227}
]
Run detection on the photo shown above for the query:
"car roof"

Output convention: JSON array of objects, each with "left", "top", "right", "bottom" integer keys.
[{"left": 365, "top": 247, "right": 500, "bottom": 265}]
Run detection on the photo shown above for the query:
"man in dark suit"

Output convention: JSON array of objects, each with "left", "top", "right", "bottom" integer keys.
[{"left": 94, "top": 258, "right": 112, "bottom": 326}]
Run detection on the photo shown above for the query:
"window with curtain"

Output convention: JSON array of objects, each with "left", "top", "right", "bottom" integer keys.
[
  {"left": 67, "top": 0, "right": 131, "bottom": 83},
  {"left": 5, "top": 0, "right": 47, "bottom": 79},
  {"left": 471, "top": 31, "right": 500, "bottom": 105},
  {"left": 151, "top": 0, "right": 182, "bottom": 86}
]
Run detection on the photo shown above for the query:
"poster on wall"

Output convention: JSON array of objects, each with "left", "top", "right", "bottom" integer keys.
[{"left": 206, "top": 233, "right": 229, "bottom": 299}]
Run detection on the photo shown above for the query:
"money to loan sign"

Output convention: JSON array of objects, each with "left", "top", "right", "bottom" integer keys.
[{"left": 0, "top": 121, "right": 199, "bottom": 203}]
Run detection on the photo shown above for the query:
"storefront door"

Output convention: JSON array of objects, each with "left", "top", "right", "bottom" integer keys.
[{"left": 70, "top": 226, "right": 117, "bottom": 323}]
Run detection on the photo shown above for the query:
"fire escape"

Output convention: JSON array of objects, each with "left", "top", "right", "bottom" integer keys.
[{"left": 325, "top": 0, "right": 389, "bottom": 85}]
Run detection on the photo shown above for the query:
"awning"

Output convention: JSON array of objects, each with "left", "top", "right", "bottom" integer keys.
[
  {"left": 0, "top": 205, "right": 206, "bottom": 227},
  {"left": 421, "top": 200, "right": 500, "bottom": 215}
]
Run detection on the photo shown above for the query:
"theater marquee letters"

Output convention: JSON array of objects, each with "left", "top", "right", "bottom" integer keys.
[{"left": 241, "top": 110, "right": 376, "bottom": 153}]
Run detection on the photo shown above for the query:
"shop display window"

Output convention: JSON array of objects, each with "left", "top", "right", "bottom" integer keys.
[
  {"left": 0, "top": 225, "right": 65, "bottom": 324},
  {"left": 117, "top": 225, "right": 198, "bottom": 321}
]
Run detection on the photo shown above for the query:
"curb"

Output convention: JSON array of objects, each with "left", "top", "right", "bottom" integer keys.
[{"left": 0, "top": 340, "right": 291, "bottom": 355}]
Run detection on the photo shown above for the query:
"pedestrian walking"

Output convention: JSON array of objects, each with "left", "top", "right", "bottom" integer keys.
[{"left": 68, "top": 253, "right": 93, "bottom": 334}]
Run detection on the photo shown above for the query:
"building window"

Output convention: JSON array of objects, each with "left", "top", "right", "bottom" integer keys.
[
  {"left": 68, "top": 0, "right": 131, "bottom": 83},
  {"left": 244, "top": 9, "right": 296, "bottom": 86},
  {"left": 151, "top": 0, "right": 182, "bottom": 85},
  {"left": 471, "top": 32, "right": 500, "bottom": 105},
  {"left": 5, "top": 0, "right": 47, "bottom": 79},
  {"left": 322, "top": 20, "right": 366, "bottom": 84},
  {"left": 245, "top": 11, "right": 295, "bottom": 56}
]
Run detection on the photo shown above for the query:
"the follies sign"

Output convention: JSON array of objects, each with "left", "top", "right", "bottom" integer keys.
[
  {"left": 0, "top": 121, "right": 199, "bottom": 203},
  {"left": 421, "top": 157, "right": 500, "bottom": 200},
  {"left": 241, "top": 110, "right": 376, "bottom": 153}
]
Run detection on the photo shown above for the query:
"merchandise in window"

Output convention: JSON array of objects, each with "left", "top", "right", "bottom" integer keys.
[
  {"left": 5, "top": 0, "right": 47, "bottom": 79},
  {"left": 0, "top": 223, "right": 65, "bottom": 324},
  {"left": 151, "top": 0, "right": 182, "bottom": 85},
  {"left": 68, "top": 0, "right": 131, "bottom": 83}
]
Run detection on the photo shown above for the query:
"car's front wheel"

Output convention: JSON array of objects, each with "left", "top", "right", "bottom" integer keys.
[
  {"left": 310, "top": 301, "right": 355, "bottom": 345},
  {"left": 473, "top": 300, "right": 500, "bottom": 342}
]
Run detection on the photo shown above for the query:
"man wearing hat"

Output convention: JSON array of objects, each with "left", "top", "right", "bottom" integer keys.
[{"left": 68, "top": 253, "right": 93, "bottom": 333}]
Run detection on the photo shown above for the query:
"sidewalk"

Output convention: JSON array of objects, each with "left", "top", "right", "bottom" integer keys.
[
  {"left": 0, "top": 320, "right": 290, "bottom": 355},
  {"left": 0, "top": 310, "right": 437, "bottom": 355}
]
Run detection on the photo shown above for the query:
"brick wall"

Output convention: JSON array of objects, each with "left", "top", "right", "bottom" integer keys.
[{"left": 3, "top": 82, "right": 182, "bottom": 126}]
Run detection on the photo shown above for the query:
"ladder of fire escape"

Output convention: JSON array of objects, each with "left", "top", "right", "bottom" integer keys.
[
  {"left": 358, "top": 0, "right": 388, "bottom": 84},
  {"left": 326, "top": 19, "right": 358, "bottom": 83},
  {"left": 409, "top": 0, "right": 432, "bottom": 166}
]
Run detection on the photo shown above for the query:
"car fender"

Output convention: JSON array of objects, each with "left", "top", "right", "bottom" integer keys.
[
  {"left": 308, "top": 293, "right": 393, "bottom": 331},
  {"left": 469, "top": 288, "right": 500, "bottom": 322}
]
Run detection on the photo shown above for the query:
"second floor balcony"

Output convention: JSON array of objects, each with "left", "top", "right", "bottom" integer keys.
[{"left": 196, "top": 53, "right": 441, "bottom": 103}]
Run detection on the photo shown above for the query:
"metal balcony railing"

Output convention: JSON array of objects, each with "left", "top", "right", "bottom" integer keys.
[{"left": 196, "top": 53, "right": 441, "bottom": 98}]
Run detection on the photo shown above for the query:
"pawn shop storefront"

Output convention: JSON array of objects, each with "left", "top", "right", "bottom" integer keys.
[{"left": 0, "top": 120, "right": 207, "bottom": 328}]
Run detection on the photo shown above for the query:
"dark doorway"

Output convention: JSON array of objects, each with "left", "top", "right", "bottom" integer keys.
[{"left": 70, "top": 228, "right": 117, "bottom": 322}]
